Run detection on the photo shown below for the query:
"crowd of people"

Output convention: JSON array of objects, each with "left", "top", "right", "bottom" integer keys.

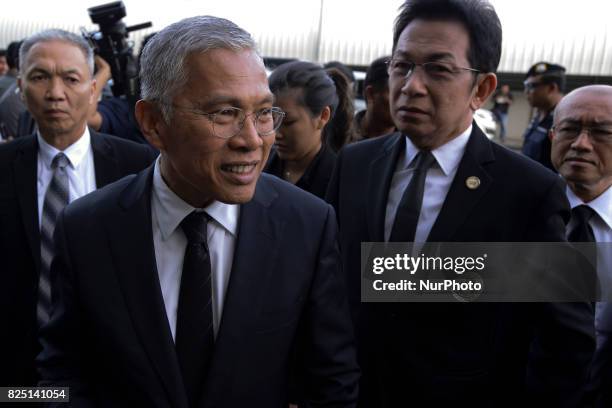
[{"left": 0, "top": 0, "right": 610, "bottom": 407}]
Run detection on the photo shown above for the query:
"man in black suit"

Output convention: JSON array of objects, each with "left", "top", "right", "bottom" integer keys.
[
  {"left": 549, "top": 85, "right": 612, "bottom": 407},
  {"left": 37, "top": 16, "right": 359, "bottom": 407},
  {"left": 326, "top": 0, "right": 594, "bottom": 406},
  {"left": 0, "top": 29, "right": 156, "bottom": 386}
]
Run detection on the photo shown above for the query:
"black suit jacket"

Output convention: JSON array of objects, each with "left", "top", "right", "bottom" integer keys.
[
  {"left": 592, "top": 303, "right": 612, "bottom": 407},
  {"left": 0, "top": 131, "right": 157, "bottom": 386},
  {"left": 326, "top": 126, "right": 595, "bottom": 407},
  {"left": 264, "top": 144, "right": 337, "bottom": 200},
  {"left": 37, "top": 168, "right": 359, "bottom": 407}
]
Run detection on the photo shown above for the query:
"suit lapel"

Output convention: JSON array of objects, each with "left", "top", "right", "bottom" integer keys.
[
  {"left": 90, "top": 130, "right": 121, "bottom": 188},
  {"left": 427, "top": 125, "right": 494, "bottom": 242},
  {"left": 13, "top": 135, "right": 41, "bottom": 271},
  {"left": 107, "top": 165, "right": 188, "bottom": 408},
  {"left": 366, "top": 133, "right": 405, "bottom": 241},
  {"left": 202, "top": 176, "right": 282, "bottom": 406}
]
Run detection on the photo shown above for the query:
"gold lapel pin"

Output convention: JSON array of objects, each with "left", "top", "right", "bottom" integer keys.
[{"left": 465, "top": 176, "right": 481, "bottom": 190}]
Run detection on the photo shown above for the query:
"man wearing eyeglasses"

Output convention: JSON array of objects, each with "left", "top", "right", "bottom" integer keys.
[
  {"left": 551, "top": 85, "right": 612, "bottom": 407},
  {"left": 327, "top": 0, "right": 594, "bottom": 406},
  {"left": 37, "top": 16, "right": 359, "bottom": 407},
  {"left": 522, "top": 61, "right": 566, "bottom": 171}
]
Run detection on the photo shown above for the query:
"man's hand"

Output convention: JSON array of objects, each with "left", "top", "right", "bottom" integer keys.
[{"left": 87, "top": 56, "right": 112, "bottom": 131}]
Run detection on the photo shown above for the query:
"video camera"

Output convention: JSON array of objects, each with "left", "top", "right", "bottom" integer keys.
[{"left": 82, "top": 1, "right": 151, "bottom": 100}]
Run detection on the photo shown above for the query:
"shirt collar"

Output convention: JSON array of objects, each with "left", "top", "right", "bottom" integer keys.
[
  {"left": 37, "top": 126, "right": 91, "bottom": 170},
  {"left": 152, "top": 157, "right": 239, "bottom": 241},
  {"left": 403, "top": 124, "right": 472, "bottom": 176},
  {"left": 566, "top": 185, "right": 612, "bottom": 230}
]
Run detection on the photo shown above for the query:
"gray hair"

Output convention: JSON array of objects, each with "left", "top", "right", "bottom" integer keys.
[
  {"left": 19, "top": 29, "right": 94, "bottom": 76},
  {"left": 140, "top": 15, "right": 258, "bottom": 121}
]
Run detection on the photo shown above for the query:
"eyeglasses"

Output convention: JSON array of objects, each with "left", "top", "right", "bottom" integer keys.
[
  {"left": 386, "top": 58, "right": 480, "bottom": 82},
  {"left": 552, "top": 123, "right": 612, "bottom": 144},
  {"left": 523, "top": 81, "right": 546, "bottom": 92},
  {"left": 168, "top": 105, "right": 285, "bottom": 139}
]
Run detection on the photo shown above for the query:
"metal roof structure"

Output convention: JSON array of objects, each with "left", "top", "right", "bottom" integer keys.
[{"left": 1, "top": 0, "right": 612, "bottom": 77}]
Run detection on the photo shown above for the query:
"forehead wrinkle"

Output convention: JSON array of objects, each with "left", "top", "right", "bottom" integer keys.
[
  {"left": 194, "top": 93, "right": 274, "bottom": 110},
  {"left": 395, "top": 48, "right": 455, "bottom": 58},
  {"left": 25, "top": 58, "right": 87, "bottom": 76}
]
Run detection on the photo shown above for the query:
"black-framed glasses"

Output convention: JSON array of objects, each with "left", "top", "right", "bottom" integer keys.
[
  {"left": 552, "top": 123, "right": 612, "bottom": 144},
  {"left": 168, "top": 105, "right": 285, "bottom": 139},
  {"left": 386, "top": 58, "right": 480, "bottom": 81}
]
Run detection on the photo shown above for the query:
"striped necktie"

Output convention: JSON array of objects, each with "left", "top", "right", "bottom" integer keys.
[{"left": 38, "top": 152, "right": 70, "bottom": 326}]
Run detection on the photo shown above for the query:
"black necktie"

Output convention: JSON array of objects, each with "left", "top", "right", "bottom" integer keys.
[
  {"left": 389, "top": 150, "right": 436, "bottom": 242},
  {"left": 568, "top": 205, "right": 596, "bottom": 243},
  {"left": 568, "top": 205, "right": 599, "bottom": 299},
  {"left": 176, "top": 211, "right": 215, "bottom": 407}
]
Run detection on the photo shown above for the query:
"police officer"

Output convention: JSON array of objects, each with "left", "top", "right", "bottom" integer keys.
[{"left": 522, "top": 61, "right": 566, "bottom": 171}]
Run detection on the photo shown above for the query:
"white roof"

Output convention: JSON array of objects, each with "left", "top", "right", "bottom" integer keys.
[{"left": 2, "top": 0, "right": 611, "bottom": 76}]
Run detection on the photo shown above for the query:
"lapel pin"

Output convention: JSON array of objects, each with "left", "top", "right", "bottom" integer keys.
[{"left": 466, "top": 176, "right": 481, "bottom": 190}]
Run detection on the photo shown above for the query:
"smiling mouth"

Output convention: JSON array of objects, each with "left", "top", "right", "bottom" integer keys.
[{"left": 221, "top": 163, "right": 257, "bottom": 174}]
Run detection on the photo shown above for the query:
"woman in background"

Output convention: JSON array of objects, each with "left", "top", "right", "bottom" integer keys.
[{"left": 264, "top": 60, "right": 354, "bottom": 199}]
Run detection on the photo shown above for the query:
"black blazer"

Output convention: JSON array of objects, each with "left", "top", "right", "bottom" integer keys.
[
  {"left": 264, "top": 144, "right": 337, "bottom": 200},
  {"left": 37, "top": 168, "right": 359, "bottom": 407},
  {"left": 0, "top": 131, "right": 157, "bottom": 386},
  {"left": 326, "top": 125, "right": 595, "bottom": 407},
  {"left": 592, "top": 303, "right": 612, "bottom": 407}
]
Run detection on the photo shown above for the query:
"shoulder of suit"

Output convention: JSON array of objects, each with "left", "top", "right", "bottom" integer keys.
[
  {"left": 91, "top": 131, "right": 152, "bottom": 151},
  {"left": 0, "top": 134, "right": 36, "bottom": 159},
  {"left": 90, "top": 131, "right": 158, "bottom": 164},
  {"left": 259, "top": 172, "right": 331, "bottom": 212},
  {"left": 64, "top": 172, "right": 139, "bottom": 218},
  {"left": 490, "top": 141, "right": 557, "bottom": 178},
  {"left": 338, "top": 131, "right": 399, "bottom": 159}
]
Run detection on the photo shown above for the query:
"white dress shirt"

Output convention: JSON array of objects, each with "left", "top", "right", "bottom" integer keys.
[
  {"left": 385, "top": 125, "right": 472, "bottom": 244},
  {"left": 566, "top": 185, "right": 612, "bottom": 344},
  {"left": 151, "top": 158, "right": 239, "bottom": 340},
  {"left": 37, "top": 127, "right": 96, "bottom": 226}
]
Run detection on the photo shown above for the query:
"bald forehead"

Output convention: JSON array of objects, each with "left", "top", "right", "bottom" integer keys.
[
  {"left": 556, "top": 86, "right": 612, "bottom": 123},
  {"left": 560, "top": 86, "right": 612, "bottom": 109}
]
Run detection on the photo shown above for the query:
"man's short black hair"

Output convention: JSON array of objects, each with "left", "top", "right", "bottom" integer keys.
[
  {"left": 7, "top": 41, "right": 23, "bottom": 70},
  {"left": 525, "top": 62, "right": 567, "bottom": 93},
  {"left": 392, "top": 0, "right": 502, "bottom": 74},
  {"left": 363, "top": 56, "right": 390, "bottom": 97}
]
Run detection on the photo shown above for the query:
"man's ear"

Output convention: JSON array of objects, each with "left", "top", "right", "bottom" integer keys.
[
  {"left": 135, "top": 100, "right": 165, "bottom": 151},
  {"left": 17, "top": 77, "right": 25, "bottom": 101},
  {"left": 470, "top": 72, "right": 497, "bottom": 111},
  {"left": 89, "top": 78, "right": 97, "bottom": 105}
]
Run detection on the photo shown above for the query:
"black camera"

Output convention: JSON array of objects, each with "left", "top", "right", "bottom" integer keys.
[{"left": 83, "top": 1, "right": 151, "bottom": 99}]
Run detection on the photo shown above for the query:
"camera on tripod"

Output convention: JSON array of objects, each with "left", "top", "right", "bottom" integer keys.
[{"left": 82, "top": 1, "right": 152, "bottom": 100}]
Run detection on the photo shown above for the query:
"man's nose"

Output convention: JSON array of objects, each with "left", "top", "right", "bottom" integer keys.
[
  {"left": 400, "top": 67, "right": 427, "bottom": 95},
  {"left": 571, "top": 130, "right": 594, "bottom": 151},
  {"left": 45, "top": 77, "right": 66, "bottom": 100},
  {"left": 231, "top": 114, "right": 263, "bottom": 150}
]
